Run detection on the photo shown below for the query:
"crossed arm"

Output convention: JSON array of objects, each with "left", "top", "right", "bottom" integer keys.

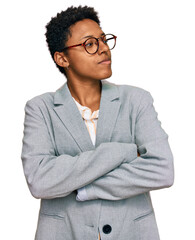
[
  {"left": 82, "top": 92, "right": 174, "bottom": 201},
  {"left": 21, "top": 91, "right": 174, "bottom": 200}
]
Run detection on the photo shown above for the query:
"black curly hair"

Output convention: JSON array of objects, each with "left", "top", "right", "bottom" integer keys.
[{"left": 45, "top": 6, "right": 100, "bottom": 76}]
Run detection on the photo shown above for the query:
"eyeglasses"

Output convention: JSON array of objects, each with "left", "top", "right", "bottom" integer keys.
[{"left": 62, "top": 34, "right": 117, "bottom": 55}]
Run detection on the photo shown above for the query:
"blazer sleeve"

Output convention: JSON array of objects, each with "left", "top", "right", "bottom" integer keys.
[
  {"left": 21, "top": 99, "right": 137, "bottom": 199},
  {"left": 83, "top": 91, "right": 174, "bottom": 201}
]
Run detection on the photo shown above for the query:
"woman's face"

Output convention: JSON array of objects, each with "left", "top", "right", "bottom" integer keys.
[{"left": 64, "top": 19, "right": 112, "bottom": 82}]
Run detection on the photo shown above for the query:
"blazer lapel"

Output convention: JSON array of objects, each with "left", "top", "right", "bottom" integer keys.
[
  {"left": 95, "top": 80, "right": 121, "bottom": 148},
  {"left": 53, "top": 80, "right": 121, "bottom": 152},
  {"left": 53, "top": 82, "right": 94, "bottom": 152}
]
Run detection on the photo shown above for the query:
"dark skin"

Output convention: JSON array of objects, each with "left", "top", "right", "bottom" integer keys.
[{"left": 54, "top": 19, "right": 112, "bottom": 112}]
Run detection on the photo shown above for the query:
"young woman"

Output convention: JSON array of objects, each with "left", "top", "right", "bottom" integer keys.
[{"left": 21, "top": 6, "right": 174, "bottom": 240}]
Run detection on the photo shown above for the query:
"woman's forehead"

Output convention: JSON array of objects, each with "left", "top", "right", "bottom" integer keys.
[{"left": 68, "top": 19, "right": 104, "bottom": 41}]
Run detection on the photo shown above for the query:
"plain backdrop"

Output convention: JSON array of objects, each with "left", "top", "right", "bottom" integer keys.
[{"left": 0, "top": 0, "right": 194, "bottom": 239}]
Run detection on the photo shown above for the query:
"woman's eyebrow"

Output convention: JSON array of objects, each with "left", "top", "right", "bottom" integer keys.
[
  {"left": 81, "top": 35, "right": 93, "bottom": 40},
  {"left": 80, "top": 32, "right": 105, "bottom": 40}
]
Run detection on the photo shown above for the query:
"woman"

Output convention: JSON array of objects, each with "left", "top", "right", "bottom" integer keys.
[{"left": 21, "top": 6, "right": 174, "bottom": 240}]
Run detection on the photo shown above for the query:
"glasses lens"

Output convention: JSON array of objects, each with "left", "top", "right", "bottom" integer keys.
[
  {"left": 84, "top": 38, "right": 98, "bottom": 54},
  {"left": 103, "top": 34, "right": 116, "bottom": 50}
]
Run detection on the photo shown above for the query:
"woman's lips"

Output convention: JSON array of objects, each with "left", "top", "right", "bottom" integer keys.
[{"left": 98, "top": 60, "right": 111, "bottom": 64}]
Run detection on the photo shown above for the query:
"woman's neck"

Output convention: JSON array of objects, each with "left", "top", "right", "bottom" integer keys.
[{"left": 67, "top": 79, "right": 102, "bottom": 111}]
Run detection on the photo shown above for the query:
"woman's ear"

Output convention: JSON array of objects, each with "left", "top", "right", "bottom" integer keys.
[{"left": 54, "top": 51, "right": 69, "bottom": 68}]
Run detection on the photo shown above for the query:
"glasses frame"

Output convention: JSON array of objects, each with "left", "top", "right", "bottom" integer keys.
[{"left": 62, "top": 34, "right": 117, "bottom": 55}]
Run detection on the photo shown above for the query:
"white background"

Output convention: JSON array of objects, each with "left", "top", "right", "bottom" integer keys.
[{"left": 0, "top": 0, "right": 195, "bottom": 239}]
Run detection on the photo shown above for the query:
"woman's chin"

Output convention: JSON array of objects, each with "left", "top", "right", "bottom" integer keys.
[{"left": 99, "top": 69, "right": 112, "bottom": 80}]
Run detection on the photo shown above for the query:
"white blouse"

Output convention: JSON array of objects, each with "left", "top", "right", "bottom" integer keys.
[{"left": 72, "top": 96, "right": 99, "bottom": 146}]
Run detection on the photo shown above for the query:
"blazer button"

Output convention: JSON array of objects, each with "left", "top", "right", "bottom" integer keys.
[{"left": 102, "top": 224, "right": 112, "bottom": 234}]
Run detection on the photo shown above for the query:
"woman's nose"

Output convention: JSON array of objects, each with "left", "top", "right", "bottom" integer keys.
[{"left": 97, "top": 38, "right": 109, "bottom": 54}]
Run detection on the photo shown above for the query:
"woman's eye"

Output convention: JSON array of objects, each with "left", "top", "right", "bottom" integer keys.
[
  {"left": 86, "top": 42, "right": 93, "bottom": 47},
  {"left": 85, "top": 40, "right": 96, "bottom": 48}
]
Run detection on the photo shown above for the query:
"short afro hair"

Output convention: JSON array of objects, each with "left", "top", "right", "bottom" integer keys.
[{"left": 45, "top": 5, "right": 100, "bottom": 76}]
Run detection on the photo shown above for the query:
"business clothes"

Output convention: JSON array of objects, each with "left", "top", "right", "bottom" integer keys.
[{"left": 21, "top": 79, "right": 174, "bottom": 240}]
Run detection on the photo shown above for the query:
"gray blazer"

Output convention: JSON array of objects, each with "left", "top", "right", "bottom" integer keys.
[{"left": 21, "top": 80, "right": 174, "bottom": 240}]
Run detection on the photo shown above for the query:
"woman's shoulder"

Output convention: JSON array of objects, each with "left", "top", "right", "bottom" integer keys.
[
  {"left": 105, "top": 80, "right": 152, "bottom": 102},
  {"left": 24, "top": 91, "right": 55, "bottom": 109},
  {"left": 104, "top": 80, "right": 154, "bottom": 112}
]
